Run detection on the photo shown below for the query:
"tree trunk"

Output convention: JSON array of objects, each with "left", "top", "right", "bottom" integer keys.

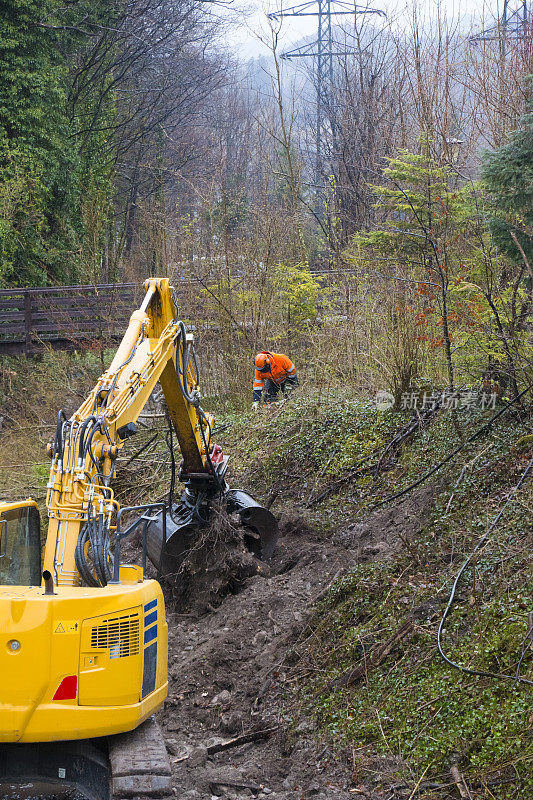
[{"left": 440, "top": 284, "right": 455, "bottom": 391}]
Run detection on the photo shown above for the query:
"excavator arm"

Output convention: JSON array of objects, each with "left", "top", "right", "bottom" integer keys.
[{"left": 43, "top": 277, "right": 276, "bottom": 589}]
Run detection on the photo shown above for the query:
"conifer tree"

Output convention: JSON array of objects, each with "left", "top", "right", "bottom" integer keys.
[{"left": 482, "top": 103, "right": 533, "bottom": 276}]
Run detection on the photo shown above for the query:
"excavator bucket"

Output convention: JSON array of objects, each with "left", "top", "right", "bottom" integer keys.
[{"left": 145, "top": 490, "right": 278, "bottom": 588}]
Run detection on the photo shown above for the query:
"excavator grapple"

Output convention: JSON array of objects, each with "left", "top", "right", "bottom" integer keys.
[
  {"left": 0, "top": 278, "right": 278, "bottom": 799},
  {"left": 146, "top": 488, "right": 278, "bottom": 588},
  {"left": 226, "top": 489, "right": 278, "bottom": 560}
]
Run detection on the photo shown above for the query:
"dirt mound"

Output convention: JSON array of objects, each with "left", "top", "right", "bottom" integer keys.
[
  {"left": 158, "top": 517, "right": 361, "bottom": 798},
  {"left": 157, "top": 490, "right": 444, "bottom": 798}
]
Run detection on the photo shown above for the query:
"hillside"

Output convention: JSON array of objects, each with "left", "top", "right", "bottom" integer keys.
[{"left": 216, "top": 393, "right": 533, "bottom": 800}]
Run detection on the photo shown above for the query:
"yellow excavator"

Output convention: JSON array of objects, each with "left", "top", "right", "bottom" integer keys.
[{"left": 0, "top": 278, "right": 277, "bottom": 799}]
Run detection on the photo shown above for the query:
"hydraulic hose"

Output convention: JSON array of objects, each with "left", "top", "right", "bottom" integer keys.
[
  {"left": 75, "top": 512, "right": 113, "bottom": 588},
  {"left": 198, "top": 408, "right": 224, "bottom": 492},
  {"left": 54, "top": 409, "right": 68, "bottom": 457},
  {"left": 175, "top": 322, "right": 200, "bottom": 405},
  {"left": 85, "top": 420, "right": 105, "bottom": 471},
  {"left": 165, "top": 409, "right": 180, "bottom": 525},
  {"left": 77, "top": 415, "right": 96, "bottom": 461},
  {"left": 94, "top": 513, "right": 105, "bottom": 586},
  {"left": 94, "top": 512, "right": 112, "bottom": 586},
  {"left": 75, "top": 523, "right": 99, "bottom": 587}
]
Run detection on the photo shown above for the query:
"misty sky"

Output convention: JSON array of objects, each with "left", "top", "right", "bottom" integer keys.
[{"left": 226, "top": 0, "right": 513, "bottom": 59}]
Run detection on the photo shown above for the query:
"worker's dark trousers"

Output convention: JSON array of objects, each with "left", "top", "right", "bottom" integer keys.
[{"left": 264, "top": 376, "right": 299, "bottom": 403}]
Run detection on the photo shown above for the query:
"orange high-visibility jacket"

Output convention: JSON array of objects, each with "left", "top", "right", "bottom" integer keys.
[{"left": 253, "top": 351, "right": 296, "bottom": 400}]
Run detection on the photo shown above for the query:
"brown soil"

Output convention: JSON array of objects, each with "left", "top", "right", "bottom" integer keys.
[{"left": 157, "top": 482, "right": 441, "bottom": 800}]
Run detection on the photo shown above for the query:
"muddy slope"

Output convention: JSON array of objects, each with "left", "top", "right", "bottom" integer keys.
[{"left": 158, "top": 484, "right": 440, "bottom": 800}]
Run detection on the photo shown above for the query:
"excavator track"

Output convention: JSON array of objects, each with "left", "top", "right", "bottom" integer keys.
[
  {"left": 109, "top": 717, "right": 173, "bottom": 800},
  {"left": 0, "top": 718, "right": 172, "bottom": 800}
]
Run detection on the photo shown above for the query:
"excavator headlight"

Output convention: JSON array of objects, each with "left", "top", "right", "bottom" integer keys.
[{"left": 7, "top": 639, "right": 21, "bottom": 652}]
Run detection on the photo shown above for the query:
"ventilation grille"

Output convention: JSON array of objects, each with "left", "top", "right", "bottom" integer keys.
[{"left": 90, "top": 612, "right": 140, "bottom": 659}]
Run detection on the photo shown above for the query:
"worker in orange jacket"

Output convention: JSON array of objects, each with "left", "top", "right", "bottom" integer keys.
[{"left": 252, "top": 351, "right": 299, "bottom": 408}]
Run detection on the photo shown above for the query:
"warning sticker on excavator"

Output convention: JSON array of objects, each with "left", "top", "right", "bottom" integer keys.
[{"left": 54, "top": 621, "right": 79, "bottom": 634}]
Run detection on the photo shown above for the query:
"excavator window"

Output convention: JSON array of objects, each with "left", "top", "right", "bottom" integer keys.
[{"left": 0, "top": 504, "right": 41, "bottom": 586}]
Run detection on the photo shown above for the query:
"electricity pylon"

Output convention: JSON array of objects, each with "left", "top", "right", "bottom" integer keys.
[
  {"left": 470, "top": 0, "right": 531, "bottom": 48},
  {"left": 267, "top": 1, "right": 385, "bottom": 197}
]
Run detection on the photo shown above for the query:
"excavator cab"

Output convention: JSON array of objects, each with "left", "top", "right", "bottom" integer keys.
[{"left": 0, "top": 500, "right": 41, "bottom": 587}]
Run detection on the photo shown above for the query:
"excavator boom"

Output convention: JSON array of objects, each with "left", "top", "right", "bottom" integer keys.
[{"left": 44, "top": 278, "right": 215, "bottom": 587}]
